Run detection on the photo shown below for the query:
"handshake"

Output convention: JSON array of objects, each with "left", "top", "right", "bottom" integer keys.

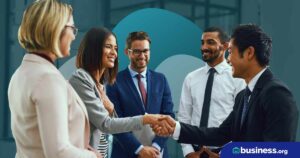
[{"left": 142, "top": 114, "right": 177, "bottom": 137}]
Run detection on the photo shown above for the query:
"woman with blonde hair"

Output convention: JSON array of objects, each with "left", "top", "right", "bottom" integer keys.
[{"left": 8, "top": 0, "right": 100, "bottom": 157}]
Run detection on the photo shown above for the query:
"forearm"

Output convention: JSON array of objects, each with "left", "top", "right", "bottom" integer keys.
[
  {"left": 178, "top": 122, "right": 229, "bottom": 146},
  {"left": 96, "top": 115, "right": 144, "bottom": 134}
]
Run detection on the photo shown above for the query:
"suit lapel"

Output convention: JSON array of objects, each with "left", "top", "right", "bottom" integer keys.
[
  {"left": 230, "top": 90, "right": 245, "bottom": 141},
  {"left": 123, "top": 68, "right": 146, "bottom": 113},
  {"left": 240, "top": 89, "right": 259, "bottom": 131},
  {"left": 240, "top": 69, "right": 274, "bottom": 131},
  {"left": 236, "top": 90, "right": 245, "bottom": 131}
]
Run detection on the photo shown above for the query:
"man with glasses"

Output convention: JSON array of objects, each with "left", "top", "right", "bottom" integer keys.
[{"left": 107, "top": 31, "right": 175, "bottom": 158}]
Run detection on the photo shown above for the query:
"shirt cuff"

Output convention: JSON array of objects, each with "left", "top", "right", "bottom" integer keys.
[
  {"left": 172, "top": 121, "right": 181, "bottom": 140},
  {"left": 152, "top": 142, "right": 161, "bottom": 151},
  {"left": 135, "top": 145, "right": 144, "bottom": 155}
]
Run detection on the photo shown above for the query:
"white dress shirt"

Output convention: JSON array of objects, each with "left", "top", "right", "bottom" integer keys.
[{"left": 177, "top": 60, "right": 245, "bottom": 156}]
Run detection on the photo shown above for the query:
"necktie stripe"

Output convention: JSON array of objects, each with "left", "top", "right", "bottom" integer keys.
[
  {"left": 136, "top": 74, "right": 147, "bottom": 106},
  {"left": 240, "top": 86, "right": 251, "bottom": 127}
]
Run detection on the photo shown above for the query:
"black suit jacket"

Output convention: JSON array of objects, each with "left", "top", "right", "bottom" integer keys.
[{"left": 178, "top": 69, "right": 299, "bottom": 146}]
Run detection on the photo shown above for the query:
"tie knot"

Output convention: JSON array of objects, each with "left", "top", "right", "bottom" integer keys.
[
  {"left": 136, "top": 74, "right": 142, "bottom": 80},
  {"left": 209, "top": 68, "right": 216, "bottom": 74},
  {"left": 245, "top": 86, "right": 251, "bottom": 97}
]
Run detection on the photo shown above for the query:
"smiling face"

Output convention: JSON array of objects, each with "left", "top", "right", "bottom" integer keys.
[
  {"left": 60, "top": 15, "right": 76, "bottom": 57},
  {"left": 102, "top": 35, "right": 118, "bottom": 69},
  {"left": 127, "top": 40, "right": 150, "bottom": 73},
  {"left": 201, "top": 32, "right": 226, "bottom": 66},
  {"left": 228, "top": 39, "right": 248, "bottom": 79}
]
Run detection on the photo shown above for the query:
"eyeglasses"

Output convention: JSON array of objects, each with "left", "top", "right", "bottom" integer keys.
[
  {"left": 128, "top": 49, "right": 150, "bottom": 56},
  {"left": 65, "top": 25, "right": 78, "bottom": 36}
]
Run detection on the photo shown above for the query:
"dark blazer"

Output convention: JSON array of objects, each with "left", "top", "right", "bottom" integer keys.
[
  {"left": 106, "top": 68, "right": 175, "bottom": 158},
  {"left": 178, "top": 69, "right": 299, "bottom": 146}
]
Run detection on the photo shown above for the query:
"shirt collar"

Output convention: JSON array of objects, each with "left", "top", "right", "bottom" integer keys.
[
  {"left": 247, "top": 67, "right": 267, "bottom": 92},
  {"left": 204, "top": 59, "right": 229, "bottom": 74},
  {"left": 128, "top": 65, "right": 147, "bottom": 78}
]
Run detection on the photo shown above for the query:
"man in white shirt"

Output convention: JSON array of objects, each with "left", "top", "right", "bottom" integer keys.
[
  {"left": 153, "top": 24, "right": 298, "bottom": 156},
  {"left": 178, "top": 27, "right": 244, "bottom": 158}
]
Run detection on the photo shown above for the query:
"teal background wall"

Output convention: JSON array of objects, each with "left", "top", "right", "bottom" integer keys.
[{"left": 1, "top": 0, "right": 299, "bottom": 157}]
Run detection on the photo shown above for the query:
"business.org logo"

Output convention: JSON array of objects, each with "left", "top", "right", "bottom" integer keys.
[
  {"left": 231, "top": 146, "right": 288, "bottom": 155},
  {"left": 232, "top": 147, "right": 240, "bottom": 154}
]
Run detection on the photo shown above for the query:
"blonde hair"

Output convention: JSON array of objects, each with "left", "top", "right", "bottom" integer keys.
[{"left": 18, "top": 0, "right": 73, "bottom": 57}]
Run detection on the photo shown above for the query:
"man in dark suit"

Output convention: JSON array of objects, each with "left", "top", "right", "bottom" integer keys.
[
  {"left": 106, "top": 31, "right": 175, "bottom": 158},
  {"left": 153, "top": 24, "right": 298, "bottom": 148}
]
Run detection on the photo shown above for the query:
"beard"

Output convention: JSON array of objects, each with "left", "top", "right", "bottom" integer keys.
[
  {"left": 131, "top": 58, "right": 148, "bottom": 70},
  {"left": 201, "top": 49, "right": 221, "bottom": 63}
]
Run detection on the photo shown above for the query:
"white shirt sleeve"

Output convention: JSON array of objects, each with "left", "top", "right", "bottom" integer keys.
[
  {"left": 172, "top": 121, "right": 181, "bottom": 140},
  {"left": 32, "top": 74, "right": 96, "bottom": 158},
  {"left": 178, "top": 75, "right": 193, "bottom": 124},
  {"left": 177, "top": 75, "right": 195, "bottom": 156}
]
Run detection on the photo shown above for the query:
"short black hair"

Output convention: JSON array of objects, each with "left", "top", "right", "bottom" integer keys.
[
  {"left": 203, "top": 26, "right": 230, "bottom": 43},
  {"left": 231, "top": 24, "right": 272, "bottom": 66}
]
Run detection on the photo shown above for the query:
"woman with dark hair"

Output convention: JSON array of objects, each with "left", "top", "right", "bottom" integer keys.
[{"left": 69, "top": 27, "right": 163, "bottom": 158}]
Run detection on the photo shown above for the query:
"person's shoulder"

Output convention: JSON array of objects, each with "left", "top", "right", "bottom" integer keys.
[
  {"left": 69, "top": 68, "right": 93, "bottom": 85},
  {"left": 259, "top": 77, "right": 296, "bottom": 111},
  {"left": 265, "top": 78, "right": 291, "bottom": 92},
  {"left": 118, "top": 68, "right": 128, "bottom": 75},
  {"left": 115, "top": 68, "right": 129, "bottom": 80},
  {"left": 185, "top": 66, "right": 206, "bottom": 79},
  {"left": 33, "top": 70, "right": 67, "bottom": 92},
  {"left": 257, "top": 75, "right": 293, "bottom": 102},
  {"left": 148, "top": 69, "right": 161, "bottom": 75},
  {"left": 148, "top": 69, "right": 166, "bottom": 79},
  {"left": 31, "top": 63, "right": 65, "bottom": 83}
]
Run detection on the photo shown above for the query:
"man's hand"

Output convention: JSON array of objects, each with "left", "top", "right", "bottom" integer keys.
[
  {"left": 185, "top": 151, "right": 201, "bottom": 158},
  {"left": 202, "top": 146, "right": 220, "bottom": 158},
  {"left": 138, "top": 146, "right": 160, "bottom": 158},
  {"left": 142, "top": 114, "right": 163, "bottom": 125},
  {"left": 150, "top": 115, "right": 176, "bottom": 137},
  {"left": 186, "top": 146, "right": 220, "bottom": 158}
]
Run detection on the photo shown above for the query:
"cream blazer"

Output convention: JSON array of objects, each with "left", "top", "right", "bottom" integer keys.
[{"left": 8, "top": 54, "right": 96, "bottom": 158}]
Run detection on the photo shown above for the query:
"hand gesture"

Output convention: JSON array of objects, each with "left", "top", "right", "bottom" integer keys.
[
  {"left": 138, "top": 146, "right": 160, "bottom": 158},
  {"left": 151, "top": 115, "right": 176, "bottom": 137},
  {"left": 202, "top": 146, "right": 220, "bottom": 158}
]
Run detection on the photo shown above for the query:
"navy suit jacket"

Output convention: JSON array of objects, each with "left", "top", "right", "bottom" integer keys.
[
  {"left": 106, "top": 68, "right": 175, "bottom": 158},
  {"left": 178, "top": 69, "right": 299, "bottom": 146}
]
